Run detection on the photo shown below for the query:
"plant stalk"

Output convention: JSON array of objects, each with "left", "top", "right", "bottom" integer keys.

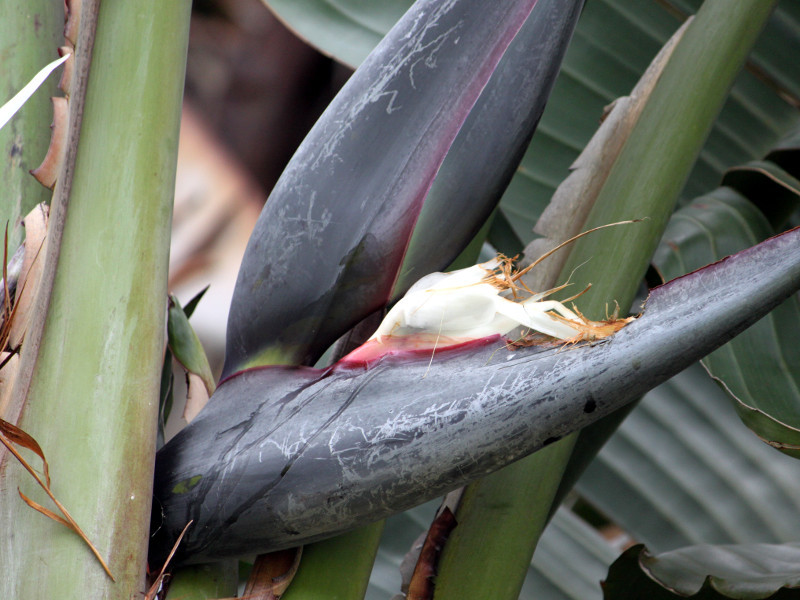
[{"left": 0, "top": 0, "right": 191, "bottom": 596}]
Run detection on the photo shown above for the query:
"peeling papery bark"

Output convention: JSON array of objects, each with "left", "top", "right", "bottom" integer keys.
[
  {"left": 3, "top": 0, "right": 100, "bottom": 429},
  {"left": 151, "top": 227, "right": 800, "bottom": 566},
  {"left": 30, "top": 97, "right": 69, "bottom": 189}
]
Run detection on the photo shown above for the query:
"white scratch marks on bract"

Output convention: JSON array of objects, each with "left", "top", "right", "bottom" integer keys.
[{"left": 310, "top": 0, "right": 462, "bottom": 169}]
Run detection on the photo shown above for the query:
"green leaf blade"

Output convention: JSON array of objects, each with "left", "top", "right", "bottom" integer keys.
[{"left": 168, "top": 294, "right": 215, "bottom": 395}]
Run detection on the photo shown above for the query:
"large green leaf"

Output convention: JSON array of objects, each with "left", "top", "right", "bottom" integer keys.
[
  {"left": 524, "top": 508, "right": 618, "bottom": 600},
  {"left": 653, "top": 189, "right": 800, "bottom": 457},
  {"left": 604, "top": 543, "right": 800, "bottom": 599},
  {"left": 578, "top": 364, "right": 800, "bottom": 555},
  {"left": 260, "top": 0, "right": 412, "bottom": 69}
]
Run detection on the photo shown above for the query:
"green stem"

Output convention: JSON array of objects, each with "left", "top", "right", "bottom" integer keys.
[
  {"left": 434, "top": 440, "right": 577, "bottom": 599},
  {"left": 282, "top": 522, "right": 385, "bottom": 600},
  {"left": 164, "top": 563, "right": 239, "bottom": 599},
  {"left": 0, "top": 0, "right": 191, "bottom": 596}
]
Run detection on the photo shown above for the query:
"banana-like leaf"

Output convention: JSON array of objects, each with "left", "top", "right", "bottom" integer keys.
[
  {"left": 578, "top": 363, "right": 800, "bottom": 557},
  {"left": 653, "top": 189, "right": 800, "bottom": 457},
  {"left": 525, "top": 508, "right": 618, "bottom": 600},
  {"left": 603, "top": 543, "right": 800, "bottom": 599},
  {"left": 721, "top": 160, "right": 800, "bottom": 229},
  {"left": 222, "top": 0, "right": 539, "bottom": 374},
  {"left": 260, "top": 0, "right": 412, "bottom": 70},
  {"left": 151, "top": 226, "right": 800, "bottom": 565}
]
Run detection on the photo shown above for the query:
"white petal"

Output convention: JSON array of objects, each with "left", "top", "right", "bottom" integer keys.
[
  {"left": 370, "top": 258, "right": 585, "bottom": 344},
  {"left": 426, "top": 261, "right": 497, "bottom": 291},
  {"left": 408, "top": 290, "right": 498, "bottom": 332}
]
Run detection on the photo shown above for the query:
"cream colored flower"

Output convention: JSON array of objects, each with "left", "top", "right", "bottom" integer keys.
[{"left": 371, "top": 258, "right": 585, "bottom": 343}]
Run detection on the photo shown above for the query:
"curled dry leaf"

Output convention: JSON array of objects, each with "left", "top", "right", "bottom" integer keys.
[
  {"left": 242, "top": 547, "right": 303, "bottom": 600},
  {"left": 30, "top": 97, "right": 70, "bottom": 189},
  {"left": 0, "top": 353, "right": 20, "bottom": 417},
  {"left": 144, "top": 520, "right": 194, "bottom": 600},
  {"left": 406, "top": 508, "right": 458, "bottom": 600},
  {"left": 57, "top": 47, "right": 75, "bottom": 97},
  {"left": 18, "top": 490, "right": 72, "bottom": 527},
  {"left": 63, "top": 0, "right": 82, "bottom": 46},
  {"left": 0, "top": 418, "right": 114, "bottom": 580},
  {"left": 0, "top": 418, "right": 50, "bottom": 485}
]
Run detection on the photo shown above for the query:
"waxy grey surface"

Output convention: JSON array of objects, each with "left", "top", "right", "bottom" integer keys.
[
  {"left": 222, "top": 0, "right": 539, "bottom": 373},
  {"left": 152, "top": 228, "right": 800, "bottom": 565}
]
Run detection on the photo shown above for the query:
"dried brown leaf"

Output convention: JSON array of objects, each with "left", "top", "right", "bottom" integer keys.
[
  {"left": 407, "top": 508, "right": 458, "bottom": 600},
  {"left": 145, "top": 520, "right": 193, "bottom": 600},
  {"left": 18, "top": 489, "right": 71, "bottom": 527},
  {"left": 57, "top": 47, "right": 75, "bottom": 96},
  {"left": 0, "top": 352, "right": 20, "bottom": 416},
  {"left": 30, "top": 97, "right": 69, "bottom": 189},
  {"left": 243, "top": 547, "right": 303, "bottom": 599},
  {"left": 63, "top": 0, "right": 82, "bottom": 46},
  {"left": 0, "top": 417, "right": 50, "bottom": 485},
  {"left": 0, "top": 421, "right": 114, "bottom": 580}
]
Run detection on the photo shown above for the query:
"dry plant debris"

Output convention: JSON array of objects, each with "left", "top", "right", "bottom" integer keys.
[
  {"left": 0, "top": 418, "right": 114, "bottom": 580},
  {"left": 145, "top": 520, "right": 193, "bottom": 600}
]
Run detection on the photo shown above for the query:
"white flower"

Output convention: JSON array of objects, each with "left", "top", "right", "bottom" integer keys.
[{"left": 370, "top": 258, "right": 585, "bottom": 343}]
